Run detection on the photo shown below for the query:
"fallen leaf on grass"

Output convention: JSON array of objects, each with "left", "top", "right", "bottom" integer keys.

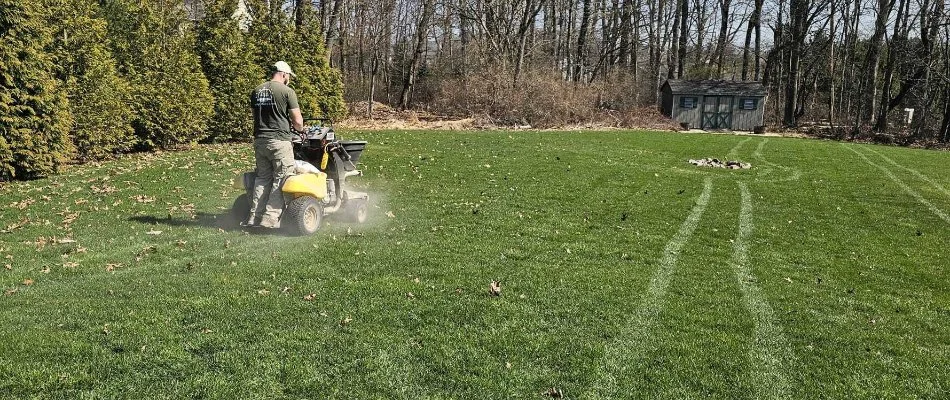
[
  {"left": 2, "top": 218, "right": 30, "bottom": 233},
  {"left": 489, "top": 280, "right": 502, "bottom": 296},
  {"left": 340, "top": 316, "right": 353, "bottom": 326},
  {"left": 62, "top": 262, "right": 79, "bottom": 269},
  {"left": 406, "top": 292, "right": 415, "bottom": 299},
  {"left": 146, "top": 230, "right": 163, "bottom": 235},
  {"left": 257, "top": 289, "right": 270, "bottom": 296},
  {"left": 544, "top": 387, "right": 564, "bottom": 398},
  {"left": 784, "top": 277, "right": 793, "bottom": 283},
  {"left": 201, "top": 328, "right": 213, "bottom": 334},
  {"left": 303, "top": 293, "right": 316, "bottom": 301},
  {"left": 4, "top": 288, "right": 18, "bottom": 296},
  {"left": 4, "top": 264, "right": 10, "bottom": 271},
  {"left": 385, "top": 211, "right": 395, "bottom": 218},
  {"left": 105, "top": 264, "right": 122, "bottom": 272},
  {"left": 175, "top": 240, "right": 187, "bottom": 247},
  {"left": 505, "top": 361, "right": 512, "bottom": 369},
  {"left": 22, "top": 279, "right": 34, "bottom": 286},
  {"left": 133, "top": 195, "right": 155, "bottom": 203},
  {"left": 41, "top": 266, "right": 50, "bottom": 274}
]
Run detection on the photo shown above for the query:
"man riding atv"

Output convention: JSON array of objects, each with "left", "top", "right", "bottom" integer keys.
[{"left": 244, "top": 61, "right": 303, "bottom": 228}]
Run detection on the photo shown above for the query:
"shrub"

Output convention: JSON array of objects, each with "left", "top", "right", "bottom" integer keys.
[
  {"left": 0, "top": 0, "right": 73, "bottom": 180},
  {"left": 45, "top": 0, "right": 135, "bottom": 160},
  {"left": 100, "top": 0, "right": 214, "bottom": 149},
  {"left": 195, "top": 0, "right": 263, "bottom": 142},
  {"left": 245, "top": 0, "right": 346, "bottom": 122}
]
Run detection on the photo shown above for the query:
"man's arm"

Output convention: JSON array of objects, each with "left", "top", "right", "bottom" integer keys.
[{"left": 290, "top": 108, "right": 304, "bottom": 132}]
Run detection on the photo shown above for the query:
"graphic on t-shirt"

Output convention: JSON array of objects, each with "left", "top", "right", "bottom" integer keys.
[{"left": 255, "top": 87, "right": 275, "bottom": 108}]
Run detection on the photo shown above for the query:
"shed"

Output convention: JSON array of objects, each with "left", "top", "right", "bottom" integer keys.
[{"left": 660, "top": 80, "right": 767, "bottom": 131}]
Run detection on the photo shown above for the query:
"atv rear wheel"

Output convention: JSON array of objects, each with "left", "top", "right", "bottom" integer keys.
[
  {"left": 231, "top": 194, "right": 250, "bottom": 224},
  {"left": 283, "top": 196, "right": 323, "bottom": 235}
]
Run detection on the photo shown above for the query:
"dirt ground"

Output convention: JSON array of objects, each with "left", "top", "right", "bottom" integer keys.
[{"left": 339, "top": 101, "right": 806, "bottom": 138}]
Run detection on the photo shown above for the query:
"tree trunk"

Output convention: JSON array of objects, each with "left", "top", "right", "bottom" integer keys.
[
  {"left": 669, "top": 0, "right": 681, "bottom": 79},
  {"left": 715, "top": 0, "right": 731, "bottom": 78},
  {"left": 399, "top": 0, "right": 435, "bottom": 110},
  {"left": 854, "top": 0, "right": 896, "bottom": 134},
  {"left": 677, "top": 0, "right": 688, "bottom": 78},
  {"left": 575, "top": 0, "right": 593, "bottom": 82},
  {"left": 742, "top": 0, "right": 762, "bottom": 80}
]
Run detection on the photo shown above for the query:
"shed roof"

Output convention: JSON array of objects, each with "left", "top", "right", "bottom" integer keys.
[{"left": 664, "top": 80, "right": 767, "bottom": 96}]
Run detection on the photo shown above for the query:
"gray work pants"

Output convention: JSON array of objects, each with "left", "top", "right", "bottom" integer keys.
[{"left": 248, "top": 137, "right": 294, "bottom": 227}]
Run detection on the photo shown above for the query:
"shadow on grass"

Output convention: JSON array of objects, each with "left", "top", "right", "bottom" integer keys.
[{"left": 128, "top": 212, "right": 247, "bottom": 232}]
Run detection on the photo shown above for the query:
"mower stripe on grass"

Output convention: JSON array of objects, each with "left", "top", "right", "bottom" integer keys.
[
  {"left": 733, "top": 182, "right": 795, "bottom": 400},
  {"left": 727, "top": 137, "right": 753, "bottom": 160},
  {"left": 587, "top": 177, "right": 713, "bottom": 399},
  {"left": 864, "top": 147, "right": 950, "bottom": 200},
  {"left": 753, "top": 139, "right": 802, "bottom": 183},
  {"left": 843, "top": 145, "right": 950, "bottom": 224}
]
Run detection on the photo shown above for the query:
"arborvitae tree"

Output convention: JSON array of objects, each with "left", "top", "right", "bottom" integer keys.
[
  {"left": 245, "top": 0, "right": 346, "bottom": 121},
  {"left": 291, "top": 7, "right": 347, "bottom": 121},
  {"left": 0, "top": 0, "right": 73, "bottom": 179},
  {"left": 195, "top": 0, "right": 263, "bottom": 142},
  {"left": 45, "top": 0, "right": 135, "bottom": 160},
  {"left": 99, "top": 0, "right": 213, "bottom": 149}
]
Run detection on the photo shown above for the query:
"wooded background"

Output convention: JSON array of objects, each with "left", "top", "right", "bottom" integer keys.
[
  {"left": 316, "top": 0, "right": 949, "bottom": 140},
  {"left": 2, "top": 0, "right": 949, "bottom": 179}
]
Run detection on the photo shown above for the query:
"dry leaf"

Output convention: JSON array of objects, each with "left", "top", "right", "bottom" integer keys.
[
  {"left": 412, "top": 277, "right": 421, "bottom": 284},
  {"left": 340, "top": 316, "right": 353, "bottom": 326},
  {"left": 105, "top": 263, "right": 121, "bottom": 272},
  {"left": 406, "top": 292, "right": 415, "bottom": 299},
  {"left": 280, "top": 286, "right": 291, "bottom": 294},
  {"left": 62, "top": 262, "right": 79, "bottom": 269},
  {"left": 201, "top": 328, "right": 213, "bottom": 334},
  {"left": 257, "top": 288, "right": 270, "bottom": 296},
  {"left": 4, "top": 288, "right": 18, "bottom": 296},
  {"left": 56, "top": 238, "right": 77, "bottom": 244},
  {"left": 22, "top": 279, "right": 34, "bottom": 286},
  {"left": 303, "top": 293, "right": 316, "bottom": 301},
  {"left": 385, "top": 211, "right": 395, "bottom": 218},
  {"left": 146, "top": 230, "right": 163, "bottom": 235},
  {"left": 784, "top": 277, "right": 793, "bottom": 283},
  {"left": 3, "top": 264, "right": 10, "bottom": 271},
  {"left": 505, "top": 361, "right": 512, "bottom": 369},
  {"left": 544, "top": 387, "right": 564, "bottom": 398},
  {"left": 489, "top": 280, "right": 502, "bottom": 296},
  {"left": 175, "top": 240, "right": 187, "bottom": 247},
  {"left": 41, "top": 266, "right": 50, "bottom": 274}
]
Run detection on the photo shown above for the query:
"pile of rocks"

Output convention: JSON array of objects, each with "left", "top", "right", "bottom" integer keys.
[{"left": 688, "top": 158, "right": 752, "bottom": 169}]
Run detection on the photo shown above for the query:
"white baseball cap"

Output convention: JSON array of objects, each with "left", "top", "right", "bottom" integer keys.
[{"left": 274, "top": 61, "right": 296, "bottom": 77}]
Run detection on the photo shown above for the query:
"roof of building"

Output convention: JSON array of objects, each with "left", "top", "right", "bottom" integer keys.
[{"left": 664, "top": 80, "right": 767, "bottom": 96}]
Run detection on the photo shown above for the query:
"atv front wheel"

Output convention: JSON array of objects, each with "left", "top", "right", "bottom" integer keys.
[
  {"left": 346, "top": 199, "right": 368, "bottom": 224},
  {"left": 283, "top": 196, "right": 323, "bottom": 235}
]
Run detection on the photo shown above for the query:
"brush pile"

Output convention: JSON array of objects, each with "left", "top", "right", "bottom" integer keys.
[{"left": 688, "top": 158, "right": 752, "bottom": 169}]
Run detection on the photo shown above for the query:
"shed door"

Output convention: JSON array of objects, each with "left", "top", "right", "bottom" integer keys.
[{"left": 701, "top": 96, "right": 733, "bottom": 129}]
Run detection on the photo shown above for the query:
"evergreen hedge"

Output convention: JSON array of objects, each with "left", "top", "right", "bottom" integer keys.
[{"left": 0, "top": 0, "right": 348, "bottom": 180}]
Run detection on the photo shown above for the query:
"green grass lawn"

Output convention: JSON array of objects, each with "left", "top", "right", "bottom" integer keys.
[{"left": 1, "top": 130, "right": 947, "bottom": 399}]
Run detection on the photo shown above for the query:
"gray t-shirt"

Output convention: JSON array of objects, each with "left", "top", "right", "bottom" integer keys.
[{"left": 251, "top": 81, "right": 300, "bottom": 141}]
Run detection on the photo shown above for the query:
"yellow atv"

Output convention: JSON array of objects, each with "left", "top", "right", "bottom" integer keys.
[{"left": 232, "top": 122, "right": 368, "bottom": 235}]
